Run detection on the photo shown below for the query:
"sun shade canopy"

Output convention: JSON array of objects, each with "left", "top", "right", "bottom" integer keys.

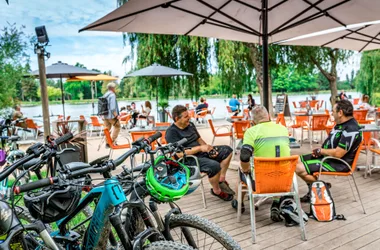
[
  {"left": 125, "top": 63, "right": 193, "bottom": 77},
  {"left": 280, "top": 22, "right": 380, "bottom": 52},
  {"left": 80, "top": 0, "right": 380, "bottom": 44},
  {"left": 66, "top": 74, "right": 118, "bottom": 82},
  {"left": 29, "top": 61, "right": 99, "bottom": 79}
]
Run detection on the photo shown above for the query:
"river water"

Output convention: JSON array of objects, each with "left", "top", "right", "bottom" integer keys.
[{"left": 22, "top": 92, "right": 360, "bottom": 123}]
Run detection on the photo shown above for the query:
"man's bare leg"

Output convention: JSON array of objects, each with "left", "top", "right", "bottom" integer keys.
[
  {"left": 219, "top": 152, "right": 232, "bottom": 182},
  {"left": 209, "top": 172, "right": 222, "bottom": 194},
  {"left": 296, "top": 160, "right": 317, "bottom": 184}
]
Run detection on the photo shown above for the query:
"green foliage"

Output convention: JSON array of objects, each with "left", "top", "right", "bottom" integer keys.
[
  {"left": 355, "top": 50, "right": 380, "bottom": 104},
  {"left": 271, "top": 66, "right": 317, "bottom": 92},
  {"left": 0, "top": 24, "right": 31, "bottom": 108},
  {"left": 37, "top": 86, "right": 61, "bottom": 101}
]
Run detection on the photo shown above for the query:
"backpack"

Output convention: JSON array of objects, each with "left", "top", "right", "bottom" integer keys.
[
  {"left": 309, "top": 180, "right": 345, "bottom": 222},
  {"left": 98, "top": 92, "right": 111, "bottom": 116},
  {"left": 280, "top": 198, "right": 308, "bottom": 227}
]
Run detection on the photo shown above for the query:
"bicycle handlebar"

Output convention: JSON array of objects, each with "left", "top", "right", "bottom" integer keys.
[
  {"left": 0, "top": 133, "right": 73, "bottom": 182},
  {"left": 14, "top": 132, "right": 162, "bottom": 193},
  {"left": 14, "top": 177, "right": 57, "bottom": 194}
]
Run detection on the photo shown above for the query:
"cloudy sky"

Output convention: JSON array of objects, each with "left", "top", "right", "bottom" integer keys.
[
  {"left": 1, "top": 0, "right": 361, "bottom": 80},
  {"left": 1, "top": 0, "right": 132, "bottom": 78}
]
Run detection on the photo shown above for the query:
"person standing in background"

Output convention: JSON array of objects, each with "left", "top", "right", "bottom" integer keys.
[{"left": 103, "top": 82, "right": 120, "bottom": 146}]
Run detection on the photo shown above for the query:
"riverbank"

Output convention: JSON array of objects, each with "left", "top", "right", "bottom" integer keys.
[{"left": 21, "top": 90, "right": 353, "bottom": 107}]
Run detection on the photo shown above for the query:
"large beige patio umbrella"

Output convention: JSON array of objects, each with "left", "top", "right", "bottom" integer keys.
[
  {"left": 66, "top": 74, "right": 119, "bottom": 115},
  {"left": 279, "top": 21, "right": 380, "bottom": 52},
  {"left": 80, "top": 0, "right": 380, "bottom": 109}
]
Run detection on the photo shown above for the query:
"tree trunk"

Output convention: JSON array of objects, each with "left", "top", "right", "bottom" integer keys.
[{"left": 248, "top": 44, "right": 274, "bottom": 117}]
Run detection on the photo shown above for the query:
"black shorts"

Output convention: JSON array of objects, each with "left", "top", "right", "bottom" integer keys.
[
  {"left": 300, "top": 154, "right": 350, "bottom": 174},
  {"left": 183, "top": 145, "right": 232, "bottom": 178}
]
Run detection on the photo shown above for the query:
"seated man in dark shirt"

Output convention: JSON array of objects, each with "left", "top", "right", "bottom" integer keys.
[
  {"left": 296, "top": 100, "right": 362, "bottom": 202},
  {"left": 165, "top": 105, "right": 235, "bottom": 201}
]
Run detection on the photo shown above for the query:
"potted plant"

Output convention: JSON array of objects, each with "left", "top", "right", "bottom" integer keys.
[{"left": 157, "top": 101, "right": 169, "bottom": 122}]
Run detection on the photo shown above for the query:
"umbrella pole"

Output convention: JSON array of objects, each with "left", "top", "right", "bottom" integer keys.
[
  {"left": 91, "top": 80, "right": 95, "bottom": 115},
  {"left": 60, "top": 75, "right": 66, "bottom": 119},
  {"left": 262, "top": 0, "right": 269, "bottom": 110}
]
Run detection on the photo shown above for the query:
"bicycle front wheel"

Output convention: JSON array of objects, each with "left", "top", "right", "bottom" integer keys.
[{"left": 166, "top": 214, "right": 241, "bottom": 250}]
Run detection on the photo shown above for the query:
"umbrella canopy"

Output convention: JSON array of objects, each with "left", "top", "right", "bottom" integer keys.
[
  {"left": 80, "top": 0, "right": 380, "bottom": 109},
  {"left": 65, "top": 74, "right": 118, "bottom": 81},
  {"left": 29, "top": 61, "right": 99, "bottom": 118},
  {"left": 280, "top": 22, "right": 380, "bottom": 52},
  {"left": 124, "top": 63, "right": 193, "bottom": 121},
  {"left": 66, "top": 74, "right": 118, "bottom": 115},
  {"left": 30, "top": 61, "right": 99, "bottom": 78},
  {"left": 125, "top": 63, "right": 193, "bottom": 77}
]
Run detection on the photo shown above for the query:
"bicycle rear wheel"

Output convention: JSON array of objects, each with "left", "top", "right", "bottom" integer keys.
[
  {"left": 166, "top": 214, "right": 241, "bottom": 250},
  {"left": 144, "top": 241, "right": 194, "bottom": 250}
]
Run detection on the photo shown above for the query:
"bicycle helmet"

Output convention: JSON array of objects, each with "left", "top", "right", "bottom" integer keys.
[
  {"left": 185, "top": 165, "right": 202, "bottom": 195},
  {"left": 146, "top": 156, "right": 190, "bottom": 202},
  {"left": 24, "top": 179, "right": 83, "bottom": 223}
]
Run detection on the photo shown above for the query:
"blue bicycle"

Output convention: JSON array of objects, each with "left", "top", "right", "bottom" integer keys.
[{"left": 15, "top": 133, "right": 193, "bottom": 250}]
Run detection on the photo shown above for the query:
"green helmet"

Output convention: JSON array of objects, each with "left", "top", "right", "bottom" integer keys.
[{"left": 146, "top": 156, "right": 190, "bottom": 202}]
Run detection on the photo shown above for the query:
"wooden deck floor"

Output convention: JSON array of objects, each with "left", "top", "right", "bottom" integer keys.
[{"left": 167, "top": 152, "right": 380, "bottom": 250}]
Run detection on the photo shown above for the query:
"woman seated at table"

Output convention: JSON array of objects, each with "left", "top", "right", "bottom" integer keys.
[
  {"left": 359, "top": 95, "right": 375, "bottom": 117},
  {"left": 134, "top": 101, "right": 152, "bottom": 126}
]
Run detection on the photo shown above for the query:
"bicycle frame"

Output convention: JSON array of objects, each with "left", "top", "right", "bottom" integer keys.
[{"left": 55, "top": 178, "right": 126, "bottom": 249}]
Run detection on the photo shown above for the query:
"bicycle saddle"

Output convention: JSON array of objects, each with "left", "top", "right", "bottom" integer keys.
[{"left": 8, "top": 135, "right": 20, "bottom": 142}]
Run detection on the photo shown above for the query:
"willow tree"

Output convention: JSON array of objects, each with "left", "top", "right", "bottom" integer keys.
[
  {"left": 288, "top": 46, "right": 352, "bottom": 105},
  {"left": 118, "top": 0, "right": 210, "bottom": 102},
  {"left": 355, "top": 50, "right": 380, "bottom": 103}
]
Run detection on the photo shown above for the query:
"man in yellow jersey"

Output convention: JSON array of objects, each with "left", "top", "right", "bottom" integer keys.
[{"left": 231, "top": 105, "right": 290, "bottom": 222}]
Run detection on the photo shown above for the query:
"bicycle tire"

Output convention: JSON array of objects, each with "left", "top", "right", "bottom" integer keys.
[
  {"left": 166, "top": 214, "right": 241, "bottom": 250},
  {"left": 143, "top": 241, "right": 194, "bottom": 250}
]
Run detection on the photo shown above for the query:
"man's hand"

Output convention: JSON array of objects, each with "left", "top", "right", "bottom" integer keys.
[
  {"left": 312, "top": 148, "right": 322, "bottom": 157},
  {"left": 200, "top": 144, "right": 213, "bottom": 153}
]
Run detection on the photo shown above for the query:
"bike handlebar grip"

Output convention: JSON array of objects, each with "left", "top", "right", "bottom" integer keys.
[
  {"left": 174, "top": 138, "right": 188, "bottom": 147},
  {"left": 145, "top": 132, "right": 162, "bottom": 144},
  {"left": 54, "top": 132, "right": 74, "bottom": 146},
  {"left": 14, "top": 177, "right": 57, "bottom": 195}
]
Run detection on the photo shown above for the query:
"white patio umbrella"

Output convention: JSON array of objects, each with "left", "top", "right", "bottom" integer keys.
[
  {"left": 124, "top": 63, "right": 193, "bottom": 120},
  {"left": 80, "top": 0, "right": 380, "bottom": 109},
  {"left": 279, "top": 21, "right": 380, "bottom": 52}
]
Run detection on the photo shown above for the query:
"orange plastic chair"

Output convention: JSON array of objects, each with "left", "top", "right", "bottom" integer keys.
[
  {"left": 104, "top": 128, "right": 130, "bottom": 158},
  {"left": 232, "top": 121, "right": 251, "bottom": 158},
  {"left": 353, "top": 98, "right": 360, "bottom": 105},
  {"left": 25, "top": 119, "right": 42, "bottom": 139},
  {"left": 155, "top": 122, "right": 170, "bottom": 144},
  {"left": 353, "top": 110, "right": 369, "bottom": 124},
  {"left": 238, "top": 155, "right": 306, "bottom": 243},
  {"left": 66, "top": 116, "right": 71, "bottom": 121},
  {"left": 57, "top": 115, "right": 63, "bottom": 120},
  {"left": 299, "top": 101, "right": 307, "bottom": 108},
  {"left": 226, "top": 106, "right": 234, "bottom": 117},
  {"left": 119, "top": 114, "right": 131, "bottom": 129},
  {"left": 308, "top": 114, "right": 329, "bottom": 146},
  {"left": 79, "top": 115, "right": 85, "bottom": 120},
  {"left": 314, "top": 141, "right": 365, "bottom": 214},
  {"left": 290, "top": 115, "right": 309, "bottom": 141},
  {"left": 310, "top": 100, "right": 319, "bottom": 109},
  {"left": 192, "top": 102, "right": 198, "bottom": 107},
  {"left": 208, "top": 119, "right": 232, "bottom": 146},
  {"left": 366, "top": 138, "right": 380, "bottom": 178},
  {"left": 276, "top": 113, "right": 287, "bottom": 127},
  {"left": 130, "top": 131, "right": 157, "bottom": 151},
  {"left": 90, "top": 116, "right": 104, "bottom": 137},
  {"left": 195, "top": 108, "right": 208, "bottom": 124},
  {"left": 292, "top": 101, "right": 297, "bottom": 109}
]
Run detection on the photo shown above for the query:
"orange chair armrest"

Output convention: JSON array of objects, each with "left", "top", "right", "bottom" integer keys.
[
  {"left": 313, "top": 172, "right": 350, "bottom": 177},
  {"left": 216, "top": 132, "right": 233, "bottom": 137},
  {"left": 112, "top": 144, "right": 131, "bottom": 149}
]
